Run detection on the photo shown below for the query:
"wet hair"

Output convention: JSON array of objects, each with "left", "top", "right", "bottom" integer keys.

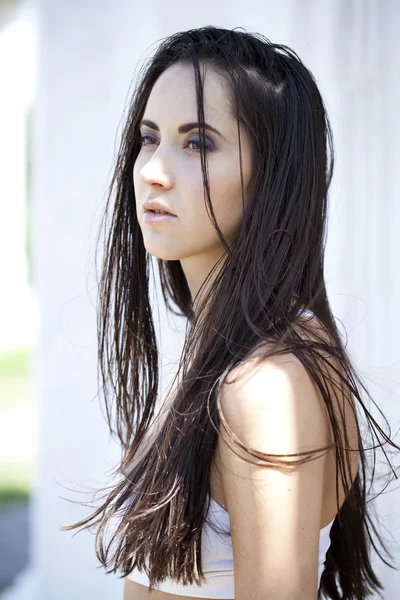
[{"left": 60, "top": 25, "right": 399, "bottom": 599}]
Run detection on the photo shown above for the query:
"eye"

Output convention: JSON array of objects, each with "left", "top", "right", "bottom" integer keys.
[
  {"left": 186, "top": 138, "right": 214, "bottom": 153},
  {"left": 136, "top": 134, "right": 214, "bottom": 154}
]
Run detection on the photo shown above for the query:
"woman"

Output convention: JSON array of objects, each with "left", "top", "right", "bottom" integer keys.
[{"left": 61, "top": 26, "right": 400, "bottom": 599}]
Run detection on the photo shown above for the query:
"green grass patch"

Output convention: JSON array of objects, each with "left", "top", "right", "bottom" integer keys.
[
  {"left": 0, "top": 488, "right": 30, "bottom": 508},
  {"left": 0, "top": 348, "right": 33, "bottom": 509},
  {"left": 0, "top": 347, "right": 31, "bottom": 379},
  {"left": 0, "top": 462, "right": 32, "bottom": 507}
]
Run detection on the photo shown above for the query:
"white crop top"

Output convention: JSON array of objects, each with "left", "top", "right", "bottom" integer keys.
[
  {"left": 125, "top": 495, "right": 334, "bottom": 597},
  {"left": 124, "top": 308, "right": 335, "bottom": 597}
]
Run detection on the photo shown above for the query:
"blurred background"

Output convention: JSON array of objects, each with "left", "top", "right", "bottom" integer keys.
[{"left": 0, "top": 0, "right": 399, "bottom": 598}]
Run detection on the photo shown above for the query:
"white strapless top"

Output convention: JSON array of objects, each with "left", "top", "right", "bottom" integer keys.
[{"left": 125, "top": 494, "right": 334, "bottom": 597}]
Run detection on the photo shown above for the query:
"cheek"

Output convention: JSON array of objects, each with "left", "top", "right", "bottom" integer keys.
[
  {"left": 133, "top": 150, "right": 153, "bottom": 182},
  {"left": 133, "top": 158, "right": 143, "bottom": 192},
  {"left": 209, "top": 172, "right": 246, "bottom": 237}
]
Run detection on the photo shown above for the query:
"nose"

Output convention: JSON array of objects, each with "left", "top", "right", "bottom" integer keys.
[{"left": 139, "top": 150, "right": 174, "bottom": 190}]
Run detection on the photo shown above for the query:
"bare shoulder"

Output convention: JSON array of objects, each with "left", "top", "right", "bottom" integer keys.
[
  {"left": 213, "top": 315, "right": 349, "bottom": 598},
  {"left": 218, "top": 343, "right": 330, "bottom": 461},
  {"left": 219, "top": 311, "right": 354, "bottom": 445}
]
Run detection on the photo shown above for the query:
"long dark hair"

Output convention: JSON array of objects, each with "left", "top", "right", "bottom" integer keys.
[{"left": 60, "top": 26, "right": 400, "bottom": 599}]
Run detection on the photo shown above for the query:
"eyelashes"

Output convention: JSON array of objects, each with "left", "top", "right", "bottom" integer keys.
[{"left": 136, "top": 133, "right": 215, "bottom": 154}]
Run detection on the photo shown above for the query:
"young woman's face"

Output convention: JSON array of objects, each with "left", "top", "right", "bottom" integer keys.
[{"left": 133, "top": 62, "right": 252, "bottom": 264}]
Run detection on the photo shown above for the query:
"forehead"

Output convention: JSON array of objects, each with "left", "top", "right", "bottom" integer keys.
[{"left": 144, "top": 62, "right": 232, "bottom": 126}]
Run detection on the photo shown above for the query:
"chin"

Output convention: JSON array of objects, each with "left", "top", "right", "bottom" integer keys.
[{"left": 144, "top": 246, "right": 184, "bottom": 261}]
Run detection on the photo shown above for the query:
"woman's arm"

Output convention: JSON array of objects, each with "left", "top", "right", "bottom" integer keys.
[{"left": 216, "top": 352, "right": 330, "bottom": 600}]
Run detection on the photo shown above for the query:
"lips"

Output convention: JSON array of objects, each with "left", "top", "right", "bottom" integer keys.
[
  {"left": 143, "top": 201, "right": 176, "bottom": 216},
  {"left": 143, "top": 210, "right": 177, "bottom": 225}
]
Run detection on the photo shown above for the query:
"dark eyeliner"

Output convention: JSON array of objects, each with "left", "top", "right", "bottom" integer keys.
[{"left": 138, "top": 133, "right": 215, "bottom": 152}]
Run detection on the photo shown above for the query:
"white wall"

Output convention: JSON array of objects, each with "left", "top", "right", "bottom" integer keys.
[{"left": 3, "top": 0, "right": 399, "bottom": 598}]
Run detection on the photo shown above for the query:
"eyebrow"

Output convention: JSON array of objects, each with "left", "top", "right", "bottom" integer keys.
[{"left": 140, "top": 119, "right": 226, "bottom": 141}]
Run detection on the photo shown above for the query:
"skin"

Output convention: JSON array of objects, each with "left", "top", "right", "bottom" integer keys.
[{"left": 133, "top": 61, "right": 252, "bottom": 313}]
